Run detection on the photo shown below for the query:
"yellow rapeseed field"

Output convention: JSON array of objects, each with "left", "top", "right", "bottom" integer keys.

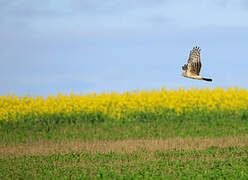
[{"left": 0, "top": 87, "right": 248, "bottom": 122}]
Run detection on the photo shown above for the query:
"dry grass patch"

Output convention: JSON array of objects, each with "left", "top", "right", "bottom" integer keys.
[{"left": 0, "top": 135, "right": 248, "bottom": 157}]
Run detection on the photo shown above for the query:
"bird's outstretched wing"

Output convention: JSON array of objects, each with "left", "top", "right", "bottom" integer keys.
[{"left": 182, "top": 46, "right": 202, "bottom": 75}]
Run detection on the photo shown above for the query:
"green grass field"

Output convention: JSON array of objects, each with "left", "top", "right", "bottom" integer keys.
[
  {"left": 1, "top": 146, "right": 248, "bottom": 179},
  {"left": 0, "top": 115, "right": 248, "bottom": 179}
]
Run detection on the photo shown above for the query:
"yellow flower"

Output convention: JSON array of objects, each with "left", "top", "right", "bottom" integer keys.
[{"left": 0, "top": 87, "right": 247, "bottom": 122}]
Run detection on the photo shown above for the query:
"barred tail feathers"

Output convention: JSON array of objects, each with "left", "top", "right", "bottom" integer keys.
[{"left": 202, "top": 77, "right": 212, "bottom": 82}]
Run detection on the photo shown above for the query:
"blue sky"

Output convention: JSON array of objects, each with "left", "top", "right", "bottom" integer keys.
[{"left": 1, "top": 0, "right": 248, "bottom": 96}]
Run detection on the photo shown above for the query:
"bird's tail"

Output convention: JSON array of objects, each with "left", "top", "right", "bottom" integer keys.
[{"left": 202, "top": 77, "right": 212, "bottom": 82}]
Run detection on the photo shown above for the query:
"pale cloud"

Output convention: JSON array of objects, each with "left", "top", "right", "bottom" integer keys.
[{"left": 1, "top": 0, "right": 248, "bottom": 33}]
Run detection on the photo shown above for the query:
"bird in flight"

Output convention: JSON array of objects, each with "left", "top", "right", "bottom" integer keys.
[{"left": 182, "top": 46, "right": 212, "bottom": 82}]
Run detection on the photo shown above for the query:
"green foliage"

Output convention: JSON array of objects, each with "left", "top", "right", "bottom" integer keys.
[
  {"left": 1, "top": 146, "right": 248, "bottom": 179},
  {"left": 1, "top": 115, "right": 248, "bottom": 145},
  {"left": 2, "top": 108, "right": 248, "bottom": 125},
  {"left": 0, "top": 109, "right": 248, "bottom": 179}
]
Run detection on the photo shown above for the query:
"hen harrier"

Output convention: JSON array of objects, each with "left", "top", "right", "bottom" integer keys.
[{"left": 182, "top": 46, "right": 212, "bottom": 82}]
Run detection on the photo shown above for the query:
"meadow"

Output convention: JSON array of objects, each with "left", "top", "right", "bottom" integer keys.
[{"left": 0, "top": 87, "right": 248, "bottom": 179}]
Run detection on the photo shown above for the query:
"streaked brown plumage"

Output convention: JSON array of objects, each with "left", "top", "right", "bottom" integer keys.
[{"left": 182, "top": 47, "right": 212, "bottom": 82}]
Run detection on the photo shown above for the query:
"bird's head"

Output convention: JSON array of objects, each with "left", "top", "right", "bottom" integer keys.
[{"left": 181, "top": 72, "right": 186, "bottom": 77}]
